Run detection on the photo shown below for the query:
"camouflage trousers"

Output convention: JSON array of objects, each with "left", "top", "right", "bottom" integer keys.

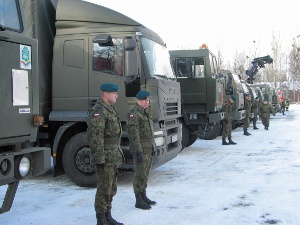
[
  {"left": 243, "top": 116, "right": 250, "bottom": 131},
  {"left": 252, "top": 112, "right": 258, "bottom": 126},
  {"left": 133, "top": 153, "right": 152, "bottom": 193},
  {"left": 222, "top": 120, "right": 232, "bottom": 138},
  {"left": 261, "top": 116, "right": 270, "bottom": 127},
  {"left": 95, "top": 164, "right": 118, "bottom": 213}
]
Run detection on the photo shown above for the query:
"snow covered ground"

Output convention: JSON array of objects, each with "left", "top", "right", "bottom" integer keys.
[{"left": 1, "top": 104, "right": 300, "bottom": 225}]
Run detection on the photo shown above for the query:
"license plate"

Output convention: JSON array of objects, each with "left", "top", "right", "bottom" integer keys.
[{"left": 171, "top": 134, "right": 178, "bottom": 143}]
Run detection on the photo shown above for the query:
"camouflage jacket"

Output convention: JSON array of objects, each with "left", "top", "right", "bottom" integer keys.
[
  {"left": 86, "top": 99, "right": 123, "bottom": 165},
  {"left": 258, "top": 103, "right": 275, "bottom": 117},
  {"left": 126, "top": 104, "right": 155, "bottom": 155},
  {"left": 244, "top": 98, "right": 252, "bottom": 117},
  {"left": 222, "top": 99, "right": 233, "bottom": 122},
  {"left": 251, "top": 101, "right": 259, "bottom": 114}
]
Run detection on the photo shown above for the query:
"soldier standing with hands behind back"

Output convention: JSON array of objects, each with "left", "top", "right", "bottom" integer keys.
[
  {"left": 243, "top": 93, "right": 252, "bottom": 136},
  {"left": 126, "top": 90, "right": 157, "bottom": 210},
  {"left": 251, "top": 97, "right": 260, "bottom": 130},
  {"left": 87, "top": 83, "right": 124, "bottom": 225},
  {"left": 222, "top": 95, "right": 237, "bottom": 145}
]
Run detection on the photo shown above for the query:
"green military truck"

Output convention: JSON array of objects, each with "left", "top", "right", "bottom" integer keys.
[
  {"left": 219, "top": 70, "right": 246, "bottom": 129},
  {"left": 169, "top": 48, "right": 224, "bottom": 147},
  {"left": 0, "top": 0, "right": 52, "bottom": 213},
  {"left": 251, "top": 83, "right": 275, "bottom": 110},
  {"left": 1, "top": 0, "right": 182, "bottom": 191}
]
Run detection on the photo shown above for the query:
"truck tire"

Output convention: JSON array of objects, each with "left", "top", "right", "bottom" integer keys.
[
  {"left": 181, "top": 123, "right": 190, "bottom": 150},
  {"left": 62, "top": 132, "right": 97, "bottom": 187},
  {"left": 197, "top": 122, "right": 221, "bottom": 140},
  {"left": 186, "top": 133, "right": 198, "bottom": 147}
]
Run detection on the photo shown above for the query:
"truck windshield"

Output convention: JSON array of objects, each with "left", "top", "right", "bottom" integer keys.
[
  {"left": 141, "top": 38, "right": 175, "bottom": 80},
  {"left": 0, "top": 0, "right": 21, "bottom": 31}
]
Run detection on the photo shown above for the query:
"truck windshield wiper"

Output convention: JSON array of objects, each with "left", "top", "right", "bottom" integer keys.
[{"left": 155, "top": 74, "right": 169, "bottom": 80}]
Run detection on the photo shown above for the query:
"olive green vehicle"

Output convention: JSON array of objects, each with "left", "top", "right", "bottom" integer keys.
[
  {"left": 0, "top": 0, "right": 52, "bottom": 213},
  {"left": 169, "top": 48, "right": 224, "bottom": 147},
  {"left": 1, "top": 0, "right": 182, "bottom": 194},
  {"left": 219, "top": 70, "right": 246, "bottom": 129},
  {"left": 250, "top": 83, "right": 279, "bottom": 112}
]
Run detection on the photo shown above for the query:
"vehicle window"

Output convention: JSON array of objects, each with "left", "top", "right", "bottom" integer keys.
[
  {"left": 93, "top": 38, "right": 123, "bottom": 76},
  {"left": 0, "top": 0, "right": 21, "bottom": 31},
  {"left": 174, "top": 57, "right": 204, "bottom": 78}
]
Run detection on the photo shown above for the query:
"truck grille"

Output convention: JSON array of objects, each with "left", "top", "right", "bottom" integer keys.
[{"left": 164, "top": 102, "right": 178, "bottom": 116}]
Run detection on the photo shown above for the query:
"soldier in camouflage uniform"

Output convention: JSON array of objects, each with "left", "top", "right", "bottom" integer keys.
[
  {"left": 87, "top": 83, "right": 124, "bottom": 225},
  {"left": 251, "top": 97, "right": 260, "bottom": 129},
  {"left": 243, "top": 93, "right": 252, "bottom": 136},
  {"left": 222, "top": 95, "right": 237, "bottom": 145},
  {"left": 258, "top": 99, "right": 275, "bottom": 130},
  {"left": 281, "top": 99, "right": 286, "bottom": 115},
  {"left": 126, "top": 90, "right": 156, "bottom": 210}
]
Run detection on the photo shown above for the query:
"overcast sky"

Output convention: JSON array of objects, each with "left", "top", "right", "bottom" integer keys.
[{"left": 85, "top": 0, "right": 299, "bottom": 62}]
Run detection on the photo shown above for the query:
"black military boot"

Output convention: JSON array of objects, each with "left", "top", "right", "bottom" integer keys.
[
  {"left": 135, "top": 193, "right": 151, "bottom": 210},
  {"left": 266, "top": 126, "right": 269, "bottom": 130},
  {"left": 243, "top": 130, "right": 251, "bottom": 136},
  {"left": 141, "top": 190, "right": 156, "bottom": 205},
  {"left": 253, "top": 126, "right": 259, "bottom": 130},
  {"left": 228, "top": 137, "right": 237, "bottom": 145},
  {"left": 96, "top": 212, "right": 109, "bottom": 225},
  {"left": 105, "top": 210, "right": 124, "bottom": 225},
  {"left": 222, "top": 138, "right": 230, "bottom": 145}
]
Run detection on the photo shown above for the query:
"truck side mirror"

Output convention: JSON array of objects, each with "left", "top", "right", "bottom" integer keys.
[
  {"left": 124, "top": 37, "right": 138, "bottom": 79},
  {"left": 93, "top": 34, "right": 113, "bottom": 46},
  {"left": 124, "top": 37, "right": 140, "bottom": 97}
]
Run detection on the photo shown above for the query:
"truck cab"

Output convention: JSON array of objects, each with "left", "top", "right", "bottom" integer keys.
[
  {"left": 219, "top": 70, "right": 246, "bottom": 128},
  {"left": 170, "top": 48, "right": 224, "bottom": 146}
]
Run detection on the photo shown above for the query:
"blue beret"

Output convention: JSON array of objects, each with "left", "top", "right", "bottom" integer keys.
[
  {"left": 136, "top": 90, "right": 150, "bottom": 100},
  {"left": 244, "top": 93, "right": 250, "bottom": 97},
  {"left": 255, "top": 97, "right": 259, "bottom": 99},
  {"left": 100, "top": 83, "right": 119, "bottom": 92},
  {"left": 263, "top": 98, "right": 268, "bottom": 102},
  {"left": 230, "top": 95, "right": 236, "bottom": 101}
]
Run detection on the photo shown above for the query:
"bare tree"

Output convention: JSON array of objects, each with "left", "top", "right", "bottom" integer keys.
[
  {"left": 289, "top": 35, "right": 300, "bottom": 91},
  {"left": 231, "top": 51, "right": 248, "bottom": 80},
  {"left": 268, "top": 32, "right": 288, "bottom": 89}
]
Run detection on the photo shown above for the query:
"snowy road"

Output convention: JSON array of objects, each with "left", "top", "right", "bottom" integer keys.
[{"left": 1, "top": 104, "right": 300, "bottom": 225}]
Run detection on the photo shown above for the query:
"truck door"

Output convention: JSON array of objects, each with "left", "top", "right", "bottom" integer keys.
[{"left": 0, "top": 1, "right": 38, "bottom": 141}]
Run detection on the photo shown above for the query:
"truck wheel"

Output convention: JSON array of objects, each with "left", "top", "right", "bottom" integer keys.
[
  {"left": 197, "top": 122, "right": 221, "bottom": 140},
  {"left": 186, "top": 133, "right": 198, "bottom": 147},
  {"left": 181, "top": 123, "right": 190, "bottom": 150},
  {"left": 62, "top": 132, "right": 96, "bottom": 187}
]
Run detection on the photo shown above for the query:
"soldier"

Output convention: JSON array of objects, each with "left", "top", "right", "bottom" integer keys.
[
  {"left": 126, "top": 90, "right": 156, "bottom": 210},
  {"left": 222, "top": 95, "right": 237, "bottom": 145},
  {"left": 281, "top": 99, "right": 286, "bottom": 115},
  {"left": 258, "top": 99, "right": 275, "bottom": 130},
  {"left": 87, "top": 83, "right": 124, "bottom": 225},
  {"left": 251, "top": 97, "right": 260, "bottom": 129},
  {"left": 243, "top": 93, "right": 252, "bottom": 136}
]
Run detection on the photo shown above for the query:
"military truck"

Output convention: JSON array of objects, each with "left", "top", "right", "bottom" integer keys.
[
  {"left": 1, "top": 0, "right": 182, "bottom": 190},
  {"left": 218, "top": 70, "right": 246, "bottom": 128},
  {"left": 251, "top": 83, "right": 273, "bottom": 105},
  {"left": 169, "top": 48, "right": 224, "bottom": 147},
  {"left": 0, "top": 0, "right": 52, "bottom": 213}
]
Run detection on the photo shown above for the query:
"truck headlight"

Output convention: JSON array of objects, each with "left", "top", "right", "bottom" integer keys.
[
  {"left": 154, "top": 137, "right": 164, "bottom": 147},
  {"left": 16, "top": 156, "right": 31, "bottom": 178}
]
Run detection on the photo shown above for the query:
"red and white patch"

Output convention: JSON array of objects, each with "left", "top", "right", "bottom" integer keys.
[
  {"left": 94, "top": 113, "right": 100, "bottom": 118},
  {"left": 129, "top": 114, "right": 134, "bottom": 118}
]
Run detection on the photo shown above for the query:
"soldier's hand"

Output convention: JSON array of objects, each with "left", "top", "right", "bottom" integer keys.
[{"left": 136, "top": 152, "right": 144, "bottom": 163}]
